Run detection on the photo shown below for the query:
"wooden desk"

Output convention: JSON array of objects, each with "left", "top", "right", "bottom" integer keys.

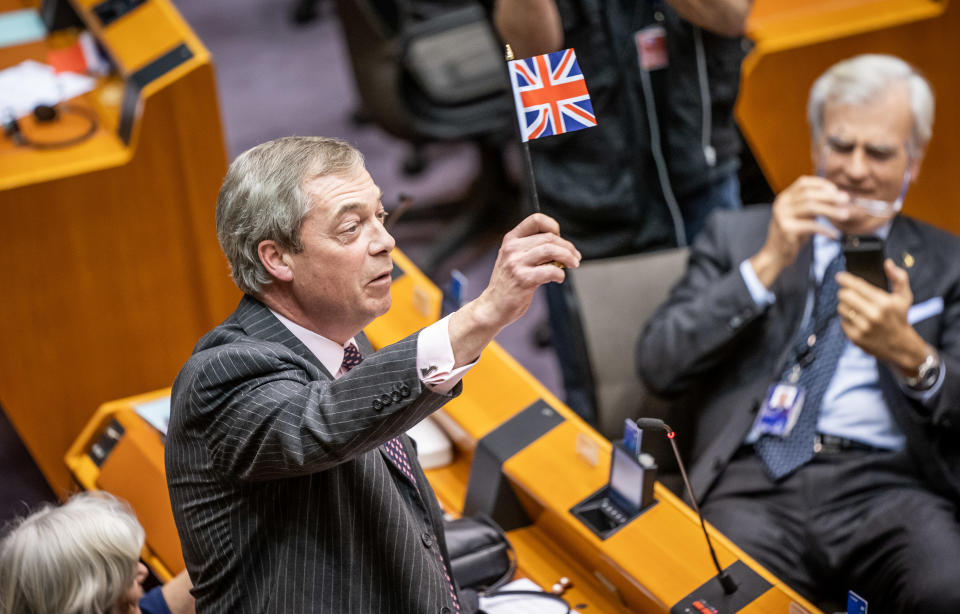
[
  {"left": 739, "top": 0, "right": 960, "bottom": 235},
  {"left": 2, "top": 0, "right": 239, "bottom": 494}
]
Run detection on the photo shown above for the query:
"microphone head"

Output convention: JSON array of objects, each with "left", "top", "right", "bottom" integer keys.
[{"left": 635, "top": 417, "right": 669, "bottom": 432}]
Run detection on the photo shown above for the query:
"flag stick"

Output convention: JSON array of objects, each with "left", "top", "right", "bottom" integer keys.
[{"left": 521, "top": 140, "right": 541, "bottom": 214}]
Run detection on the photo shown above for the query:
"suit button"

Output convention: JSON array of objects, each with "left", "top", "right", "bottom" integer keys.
[
  {"left": 372, "top": 399, "right": 383, "bottom": 411},
  {"left": 399, "top": 384, "right": 411, "bottom": 398},
  {"left": 729, "top": 315, "right": 743, "bottom": 328},
  {"left": 421, "top": 532, "right": 434, "bottom": 548},
  {"left": 440, "top": 608, "right": 451, "bottom": 614},
  {"left": 392, "top": 390, "right": 402, "bottom": 402},
  {"left": 380, "top": 393, "right": 392, "bottom": 406}
]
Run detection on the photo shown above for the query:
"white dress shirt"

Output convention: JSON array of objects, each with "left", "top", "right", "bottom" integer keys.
[{"left": 269, "top": 310, "right": 475, "bottom": 392}]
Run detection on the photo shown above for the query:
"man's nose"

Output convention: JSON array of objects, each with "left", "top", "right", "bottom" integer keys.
[
  {"left": 370, "top": 219, "right": 396, "bottom": 254},
  {"left": 845, "top": 147, "right": 869, "bottom": 182}
]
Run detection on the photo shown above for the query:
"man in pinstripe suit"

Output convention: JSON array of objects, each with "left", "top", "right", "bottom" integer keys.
[{"left": 165, "top": 136, "right": 581, "bottom": 613}]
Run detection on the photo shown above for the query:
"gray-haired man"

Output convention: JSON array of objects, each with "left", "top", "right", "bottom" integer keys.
[
  {"left": 638, "top": 55, "right": 960, "bottom": 611},
  {"left": 166, "top": 136, "right": 580, "bottom": 613}
]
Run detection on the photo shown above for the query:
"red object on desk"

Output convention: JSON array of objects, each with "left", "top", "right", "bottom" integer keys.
[{"left": 47, "top": 41, "right": 86, "bottom": 74}]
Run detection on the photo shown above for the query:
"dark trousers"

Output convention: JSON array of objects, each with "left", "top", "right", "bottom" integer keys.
[{"left": 701, "top": 449, "right": 960, "bottom": 613}]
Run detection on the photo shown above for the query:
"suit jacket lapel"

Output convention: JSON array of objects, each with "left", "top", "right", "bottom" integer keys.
[
  {"left": 234, "top": 295, "right": 332, "bottom": 378},
  {"left": 886, "top": 216, "right": 933, "bottom": 297}
]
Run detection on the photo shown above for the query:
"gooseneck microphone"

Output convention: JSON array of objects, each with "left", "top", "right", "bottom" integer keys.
[{"left": 635, "top": 418, "right": 738, "bottom": 595}]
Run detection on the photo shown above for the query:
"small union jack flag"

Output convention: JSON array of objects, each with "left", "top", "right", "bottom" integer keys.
[{"left": 508, "top": 48, "right": 597, "bottom": 142}]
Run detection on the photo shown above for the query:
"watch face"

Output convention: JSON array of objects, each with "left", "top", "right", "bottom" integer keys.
[
  {"left": 912, "top": 354, "right": 940, "bottom": 389},
  {"left": 920, "top": 363, "right": 940, "bottom": 388}
]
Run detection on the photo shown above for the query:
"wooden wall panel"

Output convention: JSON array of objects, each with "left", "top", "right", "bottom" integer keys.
[{"left": 1, "top": 1, "right": 239, "bottom": 494}]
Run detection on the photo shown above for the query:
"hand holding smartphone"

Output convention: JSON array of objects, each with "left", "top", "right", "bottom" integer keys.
[{"left": 842, "top": 235, "right": 888, "bottom": 290}]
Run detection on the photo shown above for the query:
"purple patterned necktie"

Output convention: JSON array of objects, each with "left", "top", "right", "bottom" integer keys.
[{"left": 338, "top": 345, "right": 461, "bottom": 612}]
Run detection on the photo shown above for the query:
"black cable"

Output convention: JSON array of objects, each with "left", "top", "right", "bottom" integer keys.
[{"left": 4, "top": 103, "right": 99, "bottom": 150}]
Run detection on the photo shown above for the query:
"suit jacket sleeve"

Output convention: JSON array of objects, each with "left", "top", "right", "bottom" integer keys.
[
  {"left": 174, "top": 331, "right": 459, "bottom": 481},
  {"left": 911, "top": 262, "right": 960, "bottom": 432},
  {"left": 636, "top": 210, "right": 770, "bottom": 397}
]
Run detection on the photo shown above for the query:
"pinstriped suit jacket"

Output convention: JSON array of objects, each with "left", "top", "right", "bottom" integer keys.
[{"left": 166, "top": 296, "right": 467, "bottom": 613}]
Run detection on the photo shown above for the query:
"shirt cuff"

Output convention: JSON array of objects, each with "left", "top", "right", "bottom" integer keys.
[
  {"left": 417, "top": 315, "right": 477, "bottom": 394},
  {"left": 739, "top": 259, "right": 776, "bottom": 308}
]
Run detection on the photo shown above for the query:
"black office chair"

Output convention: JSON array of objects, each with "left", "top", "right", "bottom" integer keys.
[{"left": 334, "top": 0, "right": 519, "bottom": 279}]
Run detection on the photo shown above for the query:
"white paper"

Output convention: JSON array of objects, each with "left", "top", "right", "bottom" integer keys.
[
  {"left": 0, "top": 59, "right": 95, "bottom": 119},
  {"left": 478, "top": 578, "right": 580, "bottom": 613},
  {"left": 134, "top": 396, "right": 172, "bottom": 436}
]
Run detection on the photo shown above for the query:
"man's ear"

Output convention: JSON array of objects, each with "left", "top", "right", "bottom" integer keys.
[
  {"left": 258, "top": 240, "right": 294, "bottom": 282},
  {"left": 908, "top": 151, "right": 924, "bottom": 183}
]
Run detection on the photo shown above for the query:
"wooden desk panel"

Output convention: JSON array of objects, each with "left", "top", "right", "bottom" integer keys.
[{"left": 2, "top": 1, "right": 238, "bottom": 494}]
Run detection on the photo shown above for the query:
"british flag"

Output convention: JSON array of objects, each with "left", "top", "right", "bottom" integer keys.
[{"left": 508, "top": 48, "right": 597, "bottom": 142}]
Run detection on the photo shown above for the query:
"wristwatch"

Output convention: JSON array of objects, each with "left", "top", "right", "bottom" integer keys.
[{"left": 905, "top": 350, "right": 941, "bottom": 390}]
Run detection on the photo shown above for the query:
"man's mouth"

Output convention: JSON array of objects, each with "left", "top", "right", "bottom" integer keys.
[{"left": 369, "top": 271, "right": 392, "bottom": 285}]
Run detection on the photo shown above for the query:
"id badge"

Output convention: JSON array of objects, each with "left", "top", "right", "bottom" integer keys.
[
  {"left": 635, "top": 25, "right": 668, "bottom": 71},
  {"left": 754, "top": 383, "right": 805, "bottom": 438}
]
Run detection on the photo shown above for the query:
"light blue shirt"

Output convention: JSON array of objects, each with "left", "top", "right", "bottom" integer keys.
[{"left": 741, "top": 220, "right": 941, "bottom": 449}]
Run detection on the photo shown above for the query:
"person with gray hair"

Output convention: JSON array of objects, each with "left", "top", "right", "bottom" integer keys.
[
  {"left": 166, "top": 136, "right": 581, "bottom": 612},
  {"left": 637, "top": 53, "right": 960, "bottom": 611},
  {"left": 0, "top": 491, "right": 194, "bottom": 614}
]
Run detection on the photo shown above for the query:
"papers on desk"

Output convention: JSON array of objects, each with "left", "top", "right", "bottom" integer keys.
[
  {"left": 478, "top": 579, "right": 580, "bottom": 613},
  {"left": 0, "top": 59, "right": 95, "bottom": 119},
  {"left": 134, "top": 396, "right": 172, "bottom": 436}
]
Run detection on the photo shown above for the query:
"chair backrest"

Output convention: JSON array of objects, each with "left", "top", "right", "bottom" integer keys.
[{"left": 565, "top": 247, "right": 690, "bottom": 453}]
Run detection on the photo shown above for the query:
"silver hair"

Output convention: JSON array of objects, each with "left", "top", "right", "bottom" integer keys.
[
  {"left": 807, "top": 54, "right": 934, "bottom": 158},
  {"left": 216, "top": 136, "right": 366, "bottom": 295},
  {"left": 0, "top": 491, "right": 145, "bottom": 614}
]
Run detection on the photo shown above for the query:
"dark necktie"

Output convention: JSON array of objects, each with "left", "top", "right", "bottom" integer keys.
[
  {"left": 338, "top": 345, "right": 461, "bottom": 612},
  {"left": 755, "top": 252, "right": 847, "bottom": 480}
]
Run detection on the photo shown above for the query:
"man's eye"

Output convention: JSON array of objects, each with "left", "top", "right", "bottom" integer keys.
[
  {"left": 866, "top": 148, "right": 895, "bottom": 161},
  {"left": 827, "top": 140, "right": 855, "bottom": 154},
  {"left": 377, "top": 210, "right": 389, "bottom": 223},
  {"left": 341, "top": 223, "right": 360, "bottom": 235}
]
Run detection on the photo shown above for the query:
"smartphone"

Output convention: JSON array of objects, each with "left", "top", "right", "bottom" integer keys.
[{"left": 842, "top": 235, "right": 888, "bottom": 290}]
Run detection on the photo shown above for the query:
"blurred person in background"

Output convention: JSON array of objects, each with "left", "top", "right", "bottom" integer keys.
[{"left": 0, "top": 491, "right": 194, "bottom": 614}]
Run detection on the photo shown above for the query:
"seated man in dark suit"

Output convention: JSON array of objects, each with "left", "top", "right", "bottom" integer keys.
[
  {"left": 637, "top": 54, "right": 960, "bottom": 612},
  {"left": 165, "top": 136, "right": 580, "bottom": 613}
]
